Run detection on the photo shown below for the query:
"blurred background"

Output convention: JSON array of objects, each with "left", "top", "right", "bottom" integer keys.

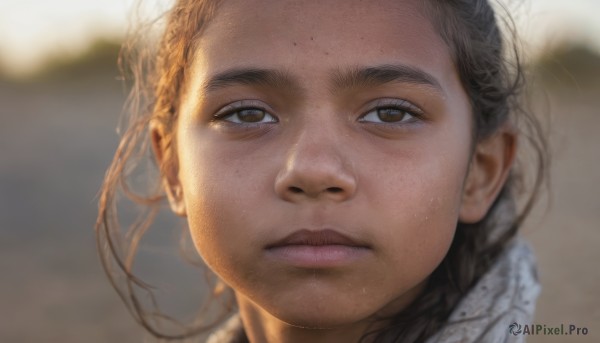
[{"left": 0, "top": 0, "right": 598, "bottom": 342}]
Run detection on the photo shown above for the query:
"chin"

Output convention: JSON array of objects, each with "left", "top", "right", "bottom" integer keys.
[
  {"left": 279, "top": 314, "right": 359, "bottom": 330},
  {"left": 268, "top": 299, "right": 374, "bottom": 330}
]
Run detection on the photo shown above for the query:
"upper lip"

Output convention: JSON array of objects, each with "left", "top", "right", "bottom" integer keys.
[{"left": 265, "top": 229, "right": 369, "bottom": 249}]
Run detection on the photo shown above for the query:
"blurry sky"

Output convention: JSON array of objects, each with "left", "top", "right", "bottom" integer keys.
[
  {"left": 1, "top": 0, "right": 599, "bottom": 76},
  {"left": 0, "top": 0, "right": 131, "bottom": 74}
]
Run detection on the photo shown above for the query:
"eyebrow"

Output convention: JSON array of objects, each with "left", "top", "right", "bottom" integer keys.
[
  {"left": 203, "top": 67, "right": 301, "bottom": 93},
  {"left": 202, "top": 64, "right": 444, "bottom": 95},
  {"left": 330, "top": 64, "right": 444, "bottom": 94}
]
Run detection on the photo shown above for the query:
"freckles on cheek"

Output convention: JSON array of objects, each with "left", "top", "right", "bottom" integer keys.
[
  {"left": 176, "top": 130, "right": 229, "bottom": 262},
  {"left": 184, "top": 183, "right": 253, "bottom": 284},
  {"left": 177, "top": 138, "right": 265, "bottom": 285},
  {"left": 379, "top": 152, "right": 466, "bottom": 267}
]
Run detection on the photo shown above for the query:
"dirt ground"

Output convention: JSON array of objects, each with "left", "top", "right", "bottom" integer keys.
[{"left": 0, "top": 72, "right": 598, "bottom": 342}]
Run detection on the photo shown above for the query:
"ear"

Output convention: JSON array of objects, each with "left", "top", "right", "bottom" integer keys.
[
  {"left": 459, "top": 124, "right": 517, "bottom": 223},
  {"left": 150, "top": 121, "right": 187, "bottom": 217}
]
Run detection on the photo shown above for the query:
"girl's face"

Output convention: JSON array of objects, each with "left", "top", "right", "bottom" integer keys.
[{"left": 172, "top": 0, "right": 472, "bottom": 329}]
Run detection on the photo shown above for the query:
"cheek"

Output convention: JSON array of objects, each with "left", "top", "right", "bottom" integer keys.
[
  {"left": 176, "top": 128, "right": 269, "bottom": 284},
  {"left": 364, "top": 138, "right": 470, "bottom": 286}
]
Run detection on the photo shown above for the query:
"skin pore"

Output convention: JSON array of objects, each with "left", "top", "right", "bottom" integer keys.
[{"left": 151, "top": 0, "right": 517, "bottom": 342}]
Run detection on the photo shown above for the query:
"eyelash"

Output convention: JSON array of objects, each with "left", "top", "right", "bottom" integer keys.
[
  {"left": 212, "top": 101, "right": 277, "bottom": 125},
  {"left": 359, "top": 99, "right": 424, "bottom": 125},
  {"left": 212, "top": 99, "right": 424, "bottom": 126}
]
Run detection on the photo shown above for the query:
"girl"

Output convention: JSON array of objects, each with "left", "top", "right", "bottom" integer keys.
[{"left": 96, "top": 0, "right": 548, "bottom": 342}]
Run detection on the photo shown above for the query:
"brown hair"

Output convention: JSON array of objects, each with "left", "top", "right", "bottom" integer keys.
[{"left": 95, "top": 0, "right": 548, "bottom": 341}]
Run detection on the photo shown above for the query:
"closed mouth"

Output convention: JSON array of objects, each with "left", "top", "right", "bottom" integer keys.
[{"left": 265, "top": 228, "right": 370, "bottom": 249}]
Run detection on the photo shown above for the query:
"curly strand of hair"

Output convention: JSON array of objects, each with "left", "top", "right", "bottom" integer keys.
[{"left": 95, "top": 0, "right": 232, "bottom": 340}]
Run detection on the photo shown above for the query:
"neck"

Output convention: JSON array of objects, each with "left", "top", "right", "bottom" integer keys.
[
  {"left": 236, "top": 295, "right": 373, "bottom": 343},
  {"left": 235, "top": 283, "right": 425, "bottom": 343}
]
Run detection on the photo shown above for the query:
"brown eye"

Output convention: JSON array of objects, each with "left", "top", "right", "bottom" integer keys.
[
  {"left": 220, "top": 108, "right": 277, "bottom": 124},
  {"left": 360, "top": 106, "right": 416, "bottom": 124},
  {"left": 376, "top": 108, "right": 408, "bottom": 123},
  {"left": 237, "top": 108, "right": 266, "bottom": 122}
]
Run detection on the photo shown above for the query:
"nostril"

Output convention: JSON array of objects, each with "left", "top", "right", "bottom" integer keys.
[
  {"left": 289, "top": 186, "right": 303, "bottom": 194},
  {"left": 286, "top": 186, "right": 345, "bottom": 196}
]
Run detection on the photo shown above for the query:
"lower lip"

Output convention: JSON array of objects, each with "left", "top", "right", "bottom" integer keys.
[{"left": 265, "top": 245, "right": 370, "bottom": 268}]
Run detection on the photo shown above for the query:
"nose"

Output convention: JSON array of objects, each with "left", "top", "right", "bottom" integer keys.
[{"left": 274, "top": 129, "right": 357, "bottom": 203}]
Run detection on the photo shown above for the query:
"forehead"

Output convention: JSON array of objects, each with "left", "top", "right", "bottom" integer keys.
[{"left": 191, "top": 0, "right": 454, "bottom": 89}]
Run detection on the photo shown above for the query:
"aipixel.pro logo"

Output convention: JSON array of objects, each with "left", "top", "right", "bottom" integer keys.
[
  {"left": 509, "top": 322, "right": 523, "bottom": 335},
  {"left": 509, "top": 322, "right": 589, "bottom": 336}
]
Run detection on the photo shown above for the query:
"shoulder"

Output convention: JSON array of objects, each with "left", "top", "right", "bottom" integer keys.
[{"left": 426, "top": 238, "right": 541, "bottom": 343}]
